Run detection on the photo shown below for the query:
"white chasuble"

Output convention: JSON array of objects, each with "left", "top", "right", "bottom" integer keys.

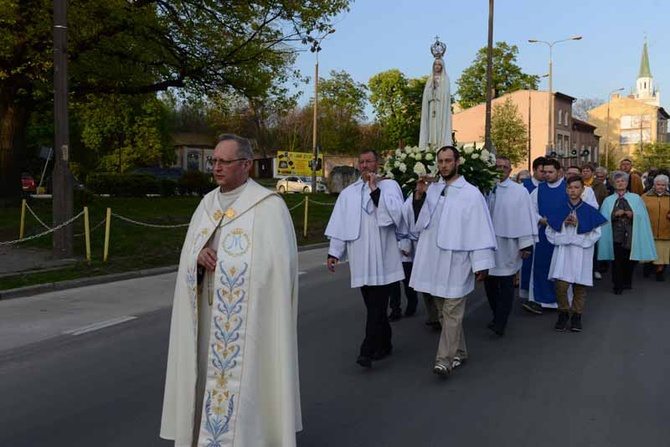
[{"left": 161, "top": 180, "right": 301, "bottom": 447}]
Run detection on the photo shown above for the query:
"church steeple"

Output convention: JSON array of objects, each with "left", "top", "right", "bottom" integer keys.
[
  {"left": 638, "top": 40, "right": 652, "bottom": 78},
  {"left": 635, "top": 38, "right": 659, "bottom": 106}
]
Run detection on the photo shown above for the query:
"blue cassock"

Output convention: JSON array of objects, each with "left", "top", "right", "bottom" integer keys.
[
  {"left": 546, "top": 199, "right": 608, "bottom": 234},
  {"left": 522, "top": 178, "right": 536, "bottom": 194},
  {"left": 533, "top": 180, "right": 567, "bottom": 305},
  {"left": 520, "top": 178, "right": 538, "bottom": 293}
]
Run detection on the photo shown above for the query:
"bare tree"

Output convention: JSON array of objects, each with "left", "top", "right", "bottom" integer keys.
[{"left": 573, "top": 97, "right": 605, "bottom": 121}]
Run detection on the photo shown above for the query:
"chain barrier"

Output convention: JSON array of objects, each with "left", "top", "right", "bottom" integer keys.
[
  {"left": 74, "top": 218, "right": 107, "bottom": 238},
  {"left": 111, "top": 212, "right": 190, "bottom": 229},
  {"left": 0, "top": 210, "right": 85, "bottom": 246},
  {"left": 25, "top": 202, "right": 51, "bottom": 230},
  {"left": 287, "top": 200, "right": 305, "bottom": 212},
  {"left": 307, "top": 199, "right": 336, "bottom": 206}
]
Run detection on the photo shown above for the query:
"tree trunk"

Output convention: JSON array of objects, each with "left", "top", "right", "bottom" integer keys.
[{"left": 0, "top": 95, "right": 29, "bottom": 205}]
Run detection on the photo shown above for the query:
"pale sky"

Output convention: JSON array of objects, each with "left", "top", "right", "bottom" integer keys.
[{"left": 292, "top": 0, "right": 669, "bottom": 120}]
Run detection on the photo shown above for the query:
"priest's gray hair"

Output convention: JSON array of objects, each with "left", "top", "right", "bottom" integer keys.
[
  {"left": 654, "top": 174, "right": 669, "bottom": 184},
  {"left": 218, "top": 133, "right": 254, "bottom": 160},
  {"left": 595, "top": 166, "right": 608, "bottom": 175},
  {"left": 611, "top": 170, "right": 629, "bottom": 183}
]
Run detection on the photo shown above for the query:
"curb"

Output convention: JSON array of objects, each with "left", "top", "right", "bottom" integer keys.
[
  {"left": 0, "top": 243, "right": 329, "bottom": 300},
  {"left": 0, "top": 266, "right": 178, "bottom": 301}
]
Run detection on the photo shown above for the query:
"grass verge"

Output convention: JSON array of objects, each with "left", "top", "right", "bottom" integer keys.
[{"left": 0, "top": 192, "right": 337, "bottom": 291}]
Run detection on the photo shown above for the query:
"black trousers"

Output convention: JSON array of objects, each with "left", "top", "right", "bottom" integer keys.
[
  {"left": 484, "top": 275, "right": 515, "bottom": 333},
  {"left": 360, "top": 285, "right": 393, "bottom": 358},
  {"left": 389, "top": 262, "right": 418, "bottom": 313},
  {"left": 613, "top": 243, "right": 637, "bottom": 291}
]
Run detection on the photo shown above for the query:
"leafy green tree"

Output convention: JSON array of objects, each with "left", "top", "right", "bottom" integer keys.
[
  {"left": 489, "top": 97, "right": 528, "bottom": 165},
  {"left": 0, "top": 0, "right": 350, "bottom": 199},
  {"left": 317, "top": 70, "right": 368, "bottom": 154},
  {"left": 456, "top": 42, "right": 539, "bottom": 110},
  {"left": 368, "top": 69, "right": 425, "bottom": 148},
  {"left": 635, "top": 142, "right": 670, "bottom": 171}
]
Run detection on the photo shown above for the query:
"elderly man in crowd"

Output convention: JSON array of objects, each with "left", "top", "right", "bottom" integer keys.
[
  {"left": 583, "top": 164, "right": 607, "bottom": 207},
  {"left": 642, "top": 174, "right": 670, "bottom": 281}
]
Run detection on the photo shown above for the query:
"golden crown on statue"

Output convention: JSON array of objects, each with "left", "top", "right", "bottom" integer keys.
[{"left": 430, "top": 37, "right": 446, "bottom": 58}]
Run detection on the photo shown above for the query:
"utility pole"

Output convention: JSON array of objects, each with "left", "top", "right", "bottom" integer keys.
[{"left": 53, "top": 0, "right": 73, "bottom": 257}]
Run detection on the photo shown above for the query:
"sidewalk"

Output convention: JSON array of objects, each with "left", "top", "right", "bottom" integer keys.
[{"left": 0, "top": 245, "right": 77, "bottom": 277}]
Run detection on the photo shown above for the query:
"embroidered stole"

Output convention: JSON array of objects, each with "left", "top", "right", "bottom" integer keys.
[{"left": 196, "top": 207, "right": 255, "bottom": 446}]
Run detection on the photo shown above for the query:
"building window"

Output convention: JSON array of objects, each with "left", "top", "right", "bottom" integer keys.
[{"left": 557, "top": 110, "right": 562, "bottom": 126}]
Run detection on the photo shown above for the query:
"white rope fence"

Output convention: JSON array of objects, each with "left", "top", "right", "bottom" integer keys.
[{"left": 0, "top": 210, "right": 85, "bottom": 246}]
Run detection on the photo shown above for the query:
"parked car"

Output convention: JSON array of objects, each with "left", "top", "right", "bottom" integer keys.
[
  {"left": 276, "top": 176, "right": 312, "bottom": 194},
  {"left": 21, "top": 172, "right": 36, "bottom": 193},
  {"left": 297, "top": 176, "right": 329, "bottom": 193}
]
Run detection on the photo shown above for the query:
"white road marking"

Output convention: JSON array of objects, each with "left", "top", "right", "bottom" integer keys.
[{"left": 64, "top": 316, "right": 138, "bottom": 336}]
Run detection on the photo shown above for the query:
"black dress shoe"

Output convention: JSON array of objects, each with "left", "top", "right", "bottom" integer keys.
[
  {"left": 356, "top": 355, "right": 372, "bottom": 368},
  {"left": 372, "top": 347, "right": 393, "bottom": 361},
  {"left": 388, "top": 309, "right": 402, "bottom": 322},
  {"left": 488, "top": 325, "right": 505, "bottom": 337}
]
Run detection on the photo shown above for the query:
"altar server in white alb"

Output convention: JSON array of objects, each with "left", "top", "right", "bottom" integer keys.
[
  {"left": 545, "top": 175, "right": 607, "bottom": 332},
  {"left": 405, "top": 146, "right": 496, "bottom": 377},
  {"left": 325, "top": 150, "right": 405, "bottom": 369},
  {"left": 161, "top": 134, "right": 301, "bottom": 447},
  {"left": 484, "top": 156, "right": 537, "bottom": 336}
]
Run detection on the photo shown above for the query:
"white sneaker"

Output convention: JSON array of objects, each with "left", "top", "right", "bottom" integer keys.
[{"left": 594, "top": 272, "right": 602, "bottom": 280}]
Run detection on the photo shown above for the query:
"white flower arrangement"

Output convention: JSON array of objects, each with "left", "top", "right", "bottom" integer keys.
[{"left": 382, "top": 143, "right": 499, "bottom": 195}]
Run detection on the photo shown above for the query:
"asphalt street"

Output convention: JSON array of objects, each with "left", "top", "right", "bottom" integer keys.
[{"left": 0, "top": 249, "right": 669, "bottom": 446}]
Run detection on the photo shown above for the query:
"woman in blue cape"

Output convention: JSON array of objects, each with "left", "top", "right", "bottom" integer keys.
[{"left": 598, "top": 171, "right": 657, "bottom": 294}]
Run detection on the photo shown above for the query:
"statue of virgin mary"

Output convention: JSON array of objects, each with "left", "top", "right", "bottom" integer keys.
[{"left": 419, "top": 38, "right": 453, "bottom": 149}]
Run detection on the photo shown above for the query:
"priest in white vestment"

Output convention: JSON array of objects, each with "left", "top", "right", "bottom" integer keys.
[
  {"left": 325, "top": 150, "right": 405, "bottom": 368},
  {"left": 484, "top": 156, "right": 537, "bottom": 336},
  {"left": 404, "top": 146, "right": 496, "bottom": 376},
  {"left": 545, "top": 175, "right": 607, "bottom": 332},
  {"left": 161, "top": 134, "right": 301, "bottom": 447}
]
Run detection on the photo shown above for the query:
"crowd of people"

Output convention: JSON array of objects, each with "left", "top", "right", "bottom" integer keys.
[
  {"left": 160, "top": 134, "right": 669, "bottom": 446},
  {"left": 326, "top": 148, "right": 670, "bottom": 377}
]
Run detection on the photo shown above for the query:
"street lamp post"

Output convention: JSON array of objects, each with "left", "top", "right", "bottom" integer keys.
[
  {"left": 306, "top": 29, "right": 335, "bottom": 192},
  {"left": 527, "top": 74, "right": 549, "bottom": 171},
  {"left": 484, "top": 0, "right": 495, "bottom": 154},
  {"left": 528, "top": 36, "right": 582, "bottom": 156},
  {"left": 605, "top": 87, "right": 625, "bottom": 168}
]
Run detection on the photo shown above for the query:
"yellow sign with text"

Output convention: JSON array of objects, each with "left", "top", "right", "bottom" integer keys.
[{"left": 276, "top": 151, "right": 324, "bottom": 177}]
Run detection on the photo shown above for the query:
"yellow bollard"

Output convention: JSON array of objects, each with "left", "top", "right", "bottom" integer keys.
[
  {"left": 84, "top": 206, "right": 91, "bottom": 263},
  {"left": 103, "top": 208, "right": 112, "bottom": 262},
  {"left": 19, "top": 199, "right": 27, "bottom": 239},
  {"left": 303, "top": 196, "right": 309, "bottom": 238}
]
